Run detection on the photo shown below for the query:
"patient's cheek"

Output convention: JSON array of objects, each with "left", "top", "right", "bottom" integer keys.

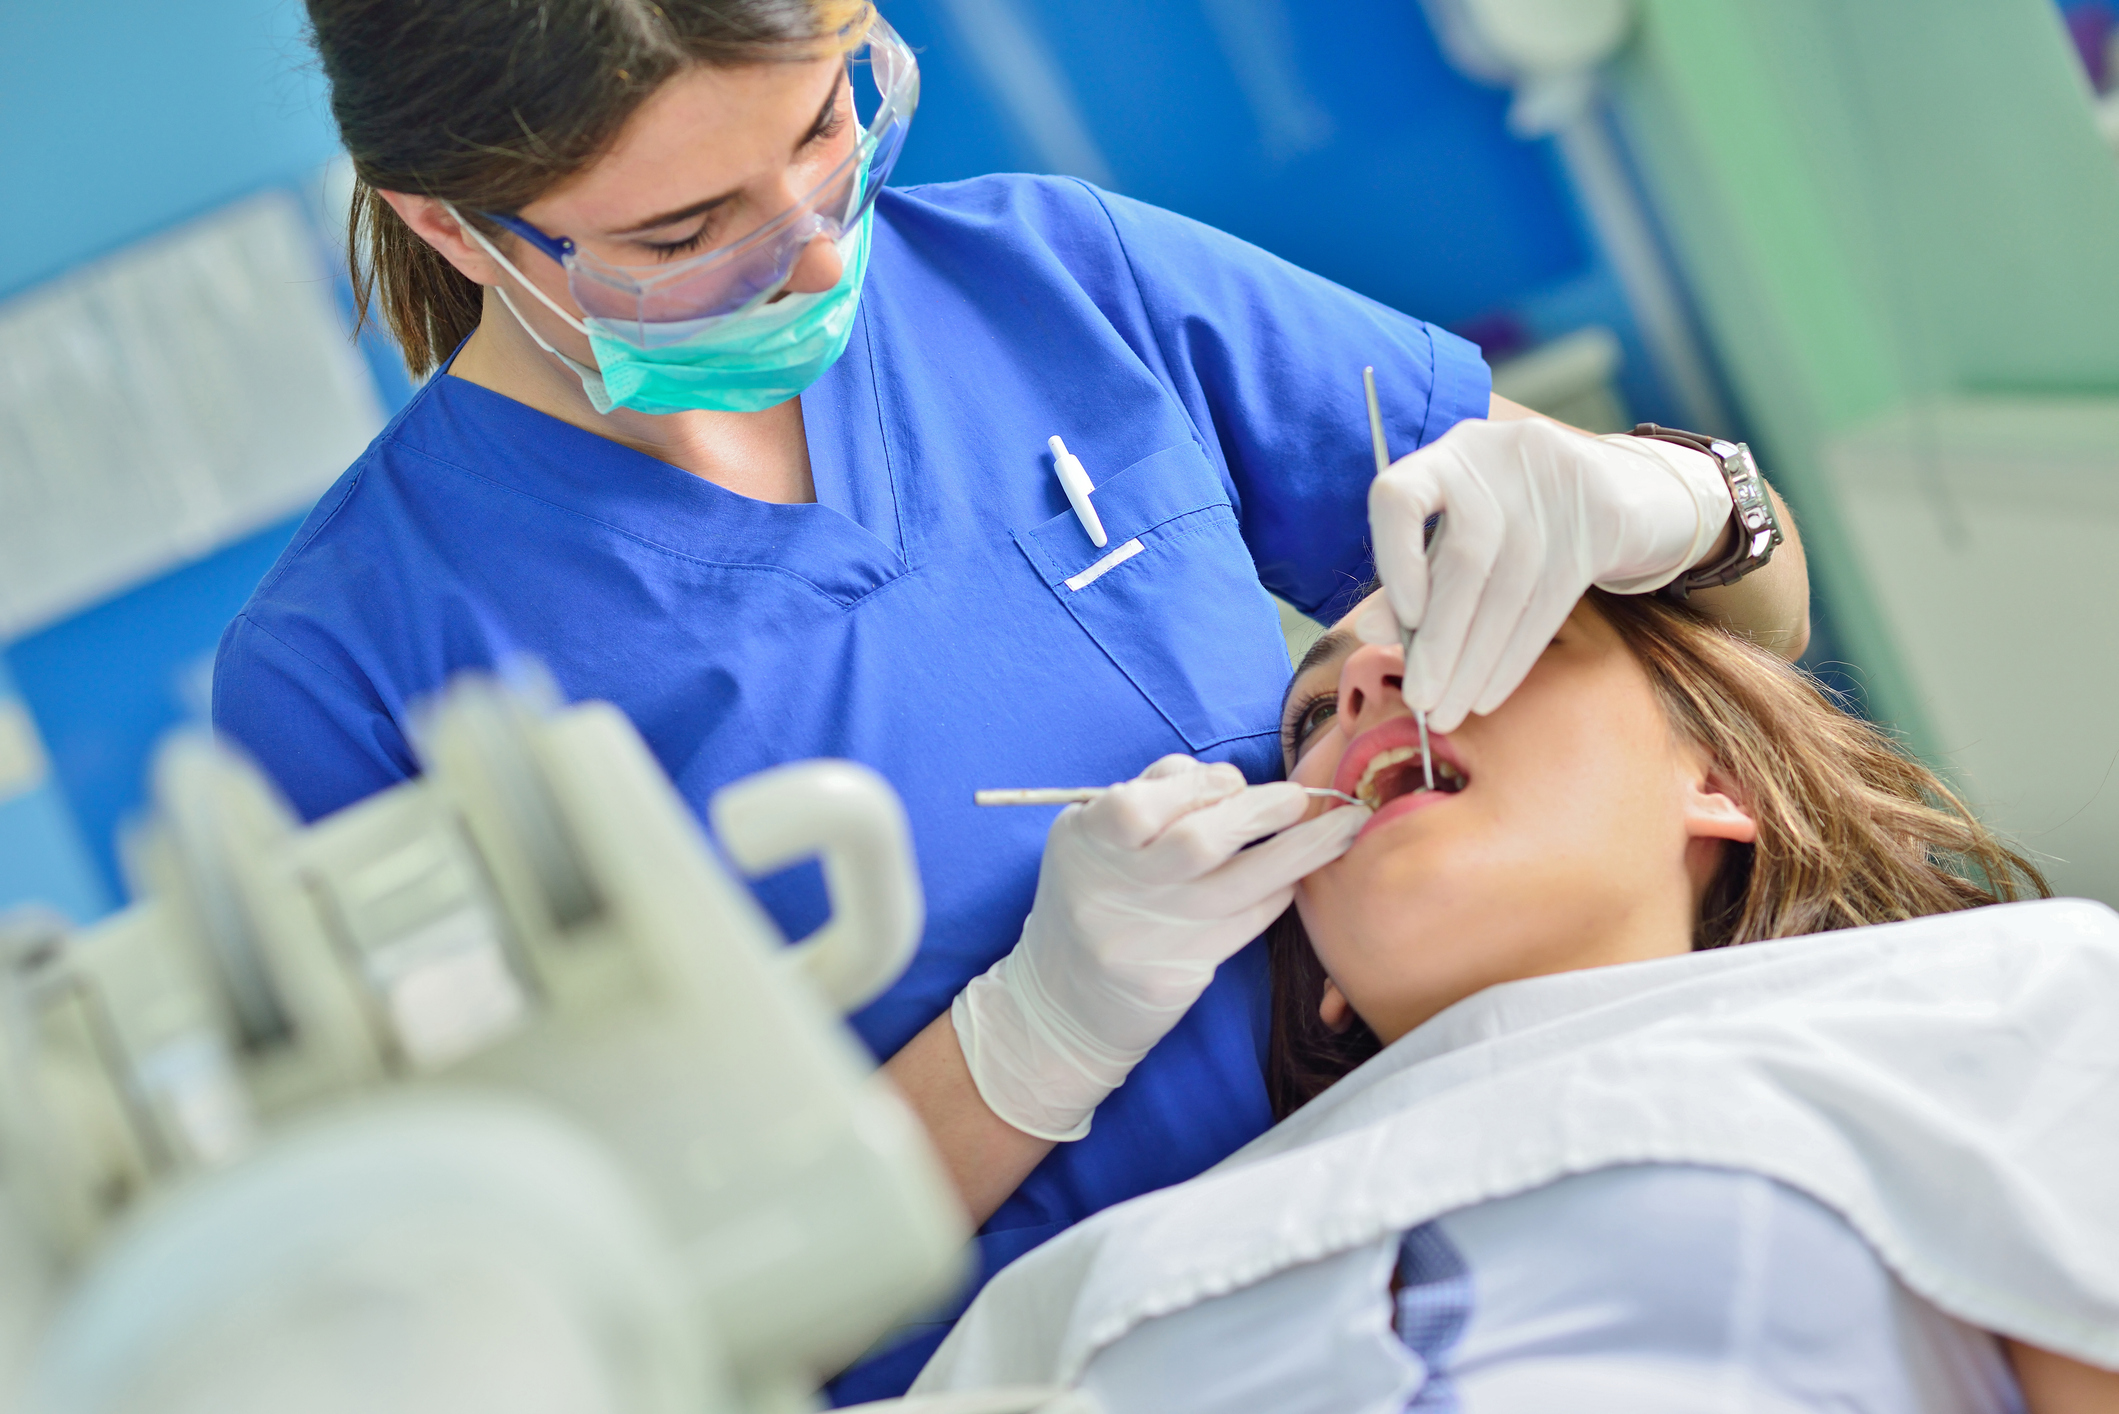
[
  {"left": 1291, "top": 863, "right": 1350, "bottom": 952},
  {"left": 1289, "top": 726, "right": 1349, "bottom": 793}
]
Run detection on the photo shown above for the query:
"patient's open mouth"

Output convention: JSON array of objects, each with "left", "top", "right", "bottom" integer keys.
[
  {"left": 1331, "top": 716, "right": 1471, "bottom": 828},
  {"left": 1355, "top": 745, "right": 1467, "bottom": 810}
]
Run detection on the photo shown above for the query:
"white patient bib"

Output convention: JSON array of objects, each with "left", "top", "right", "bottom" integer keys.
[
  {"left": 914, "top": 899, "right": 2119, "bottom": 1407},
  {"left": 1075, "top": 1166, "right": 2023, "bottom": 1414}
]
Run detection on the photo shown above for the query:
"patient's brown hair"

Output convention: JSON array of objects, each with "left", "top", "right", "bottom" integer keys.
[{"left": 1266, "top": 589, "right": 2049, "bottom": 1119}]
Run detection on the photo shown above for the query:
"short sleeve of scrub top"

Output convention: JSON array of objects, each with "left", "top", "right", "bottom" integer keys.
[{"left": 213, "top": 173, "right": 1490, "bottom": 1400}]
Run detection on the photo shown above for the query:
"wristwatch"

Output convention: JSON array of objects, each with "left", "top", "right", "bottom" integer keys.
[{"left": 1626, "top": 423, "right": 1783, "bottom": 601}]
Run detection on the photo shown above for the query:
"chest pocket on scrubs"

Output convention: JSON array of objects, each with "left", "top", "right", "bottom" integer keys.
[{"left": 1015, "top": 442, "right": 1291, "bottom": 752}]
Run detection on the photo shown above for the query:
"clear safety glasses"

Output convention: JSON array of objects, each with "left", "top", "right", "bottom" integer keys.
[{"left": 483, "top": 16, "right": 918, "bottom": 345}]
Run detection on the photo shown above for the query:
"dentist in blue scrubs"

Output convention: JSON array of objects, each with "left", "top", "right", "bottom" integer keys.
[{"left": 217, "top": 0, "right": 1809, "bottom": 1397}]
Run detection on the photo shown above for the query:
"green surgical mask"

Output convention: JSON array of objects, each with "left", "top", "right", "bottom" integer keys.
[{"left": 470, "top": 205, "right": 874, "bottom": 416}]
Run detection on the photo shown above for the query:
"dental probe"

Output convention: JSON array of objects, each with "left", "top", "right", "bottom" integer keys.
[
  {"left": 1363, "top": 367, "right": 1436, "bottom": 795},
  {"left": 976, "top": 786, "right": 1360, "bottom": 807}
]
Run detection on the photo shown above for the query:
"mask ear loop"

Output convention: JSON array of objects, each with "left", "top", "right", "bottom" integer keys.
[
  {"left": 444, "top": 202, "right": 595, "bottom": 339},
  {"left": 490, "top": 285, "right": 606, "bottom": 386},
  {"left": 442, "top": 203, "right": 619, "bottom": 411}
]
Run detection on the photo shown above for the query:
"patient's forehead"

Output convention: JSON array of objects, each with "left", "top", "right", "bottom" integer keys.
[{"left": 1286, "top": 590, "right": 1384, "bottom": 699}]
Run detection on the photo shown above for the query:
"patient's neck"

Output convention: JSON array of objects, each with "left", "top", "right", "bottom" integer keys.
[{"left": 1362, "top": 892, "right": 1698, "bottom": 1047}]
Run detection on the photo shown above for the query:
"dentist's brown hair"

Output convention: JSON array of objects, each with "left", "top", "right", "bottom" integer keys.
[
  {"left": 1267, "top": 589, "right": 2048, "bottom": 1118},
  {"left": 306, "top": 0, "right": 873, "bottom": 376}
]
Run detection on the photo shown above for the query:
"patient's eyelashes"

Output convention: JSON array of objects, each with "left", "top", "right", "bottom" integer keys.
[{"left": 1283, "top": 691, "right": 1338, "bottom": 763}]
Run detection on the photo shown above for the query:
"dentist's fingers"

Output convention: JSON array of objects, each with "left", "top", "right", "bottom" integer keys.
[
  {"left": 1200, "top": 801, "right": 1368, "bottom": 907},
  {"left": 1423, "top": 498, "right": 1547, "bottom": 731},
  {"left": 1137, "top": 782, "right": 1311, "bottom": 882},
  {"left": 1401, "top": 468, "right": 1507, "bottom": 725},
  {"left": 1140, "top": 753, "right": 1210, "bottom": 781},
  {"left": 1368, "top": 452, "right": 1449, "bottom": 637},
  {"left": 1119, "top": 883, "right": 1304, "bottom": 983},
  {"left": 1085, "top": 758, "right": 1246, "bottom": 850}
]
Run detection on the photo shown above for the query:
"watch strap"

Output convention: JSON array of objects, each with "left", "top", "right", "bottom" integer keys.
[{"left": 1627, "top": 423, "right": 1783, "bottom": 601}]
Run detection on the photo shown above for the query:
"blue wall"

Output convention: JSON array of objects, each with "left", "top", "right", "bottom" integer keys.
[
  {"left": 8, "top": 523, "right": 308, "bottom": 902},
  {"left": 0, "top": 660, "right": 111, "bottom": 925},
  {"left": 0, "top": 0, "right": 352, "bottom": 917},
  {"left": 2, "top": 0, "right": 1616, "bottom": 919},
  {"left": 0, "top": 2, "right": 341, "bottom": 300},
  {"left": 882, "top": 0, "right": 1598, "bottom": 333},
  {"left": 878, "top": 0, "right": 1663, "bottom": 412}
]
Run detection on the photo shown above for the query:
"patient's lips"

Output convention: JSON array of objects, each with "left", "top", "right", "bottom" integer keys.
[{"left": 1333, "top": 716, "right": 1468, "bottom": 838}]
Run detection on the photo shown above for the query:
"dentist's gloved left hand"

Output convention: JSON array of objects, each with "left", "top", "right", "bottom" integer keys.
[{"left": 954, "top": 756, "right": 1369, "bottom": 1142}]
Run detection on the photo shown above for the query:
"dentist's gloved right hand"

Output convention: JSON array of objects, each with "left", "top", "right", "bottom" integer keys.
[
  {"left": 1362, "top": 418, "right": 1731, "bottom": 732},
  {"left": 953, "top": 756, "right": 1369, "bottom": 1142}
]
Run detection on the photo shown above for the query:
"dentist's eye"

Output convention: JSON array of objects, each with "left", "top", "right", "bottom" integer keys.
[
  {"left": 804, "top": 103, "right": 849, "bottom": 149},
  {"left": 639, "top": 213, "right": 722, "bottom": 258}
]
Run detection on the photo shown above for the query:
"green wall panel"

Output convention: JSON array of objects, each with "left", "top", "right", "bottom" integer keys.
[{"left": 1603, "top": 0, "right": 2119, "bottom": 758}]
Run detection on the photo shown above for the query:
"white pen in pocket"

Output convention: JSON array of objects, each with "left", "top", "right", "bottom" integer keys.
[
  {"left": 1048, "top": 434, "right": 1108, "bottom": 547},
  {"left": 1364, "top": 365, "right": 1436, "bottom": 794},
  {"left": 977, "top": 786, "right": 1360, "bottom": 807}
]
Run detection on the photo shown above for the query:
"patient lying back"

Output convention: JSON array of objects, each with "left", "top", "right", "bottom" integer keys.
[
  {"left": 1256, "top": 588, "right": 2091, "bottom": 1413},
  {"left": 1254, "top": 589, "right": 2102, "bottom": 1414},
  {"left": 914, "top": 590, "right": 2118, "bottom": 1412}
]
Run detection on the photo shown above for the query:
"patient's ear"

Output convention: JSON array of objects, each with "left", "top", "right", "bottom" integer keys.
[
  {"left": 1319, "top": 980, "right": 1355, "bottom": 1034},
  {"left": 1682, "top": 756, "right": 1756, "bottom": 845}
]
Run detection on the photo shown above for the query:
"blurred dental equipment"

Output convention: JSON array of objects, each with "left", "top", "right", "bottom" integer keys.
[
  {"left": 1046, "top": 436, "right": 1107, "bottom": 548},
  {"left": 975, "top": 786, "right": 1358, "bottom": 807},
  {"left": 1363, "top": 366, "right": 1435, "bottom": 795},
  {"left": 0, "top": 671, "right": 1073, "bottom": 1414}
]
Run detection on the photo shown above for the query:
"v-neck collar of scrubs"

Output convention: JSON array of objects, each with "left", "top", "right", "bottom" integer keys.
[{"left": 405, "top": 307, "right": 907, "bottom": 607}]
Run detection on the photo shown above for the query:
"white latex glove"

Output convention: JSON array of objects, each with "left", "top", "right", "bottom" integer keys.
[
  {"left": 1360, "top": 419, "right": 1732, "bottom": 732},
  {"left": 953, "top": 756, "right": 1369, "bottom": 1142}
]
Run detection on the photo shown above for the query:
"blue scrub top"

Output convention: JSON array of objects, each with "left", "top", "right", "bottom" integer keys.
[{"left": 214, "top": 173, "right": 1488, "bottom": 1398}]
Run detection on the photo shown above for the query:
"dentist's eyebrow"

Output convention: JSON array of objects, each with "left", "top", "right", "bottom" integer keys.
[
  {"left": 611, "top": 189, "right": 738, "bottom": 239},
  {"left": 608, "top": 77, "right": 842, "bottom": 237}
]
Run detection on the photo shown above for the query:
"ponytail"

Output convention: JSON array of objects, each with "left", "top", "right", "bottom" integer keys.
[{"left": 347, "top": 183, "right": 485, "bottom": 378}]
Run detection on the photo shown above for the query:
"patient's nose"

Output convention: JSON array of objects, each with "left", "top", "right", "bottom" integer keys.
[{"left": 1337, "top": 642, "right": 1409, "bottom": 735}]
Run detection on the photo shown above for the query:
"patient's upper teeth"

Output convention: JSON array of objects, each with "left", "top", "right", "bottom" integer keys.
[
  {"left": 1354, "top": 740, "right": 1471, "bottom": 805},
  {"left": 1356, "top": 746, "right": 1418, "bottom": 804}
]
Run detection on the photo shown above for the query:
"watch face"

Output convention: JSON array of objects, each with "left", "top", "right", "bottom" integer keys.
[{"left": 1727, "top": 444, "right": 1769, "bottom": 531}]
